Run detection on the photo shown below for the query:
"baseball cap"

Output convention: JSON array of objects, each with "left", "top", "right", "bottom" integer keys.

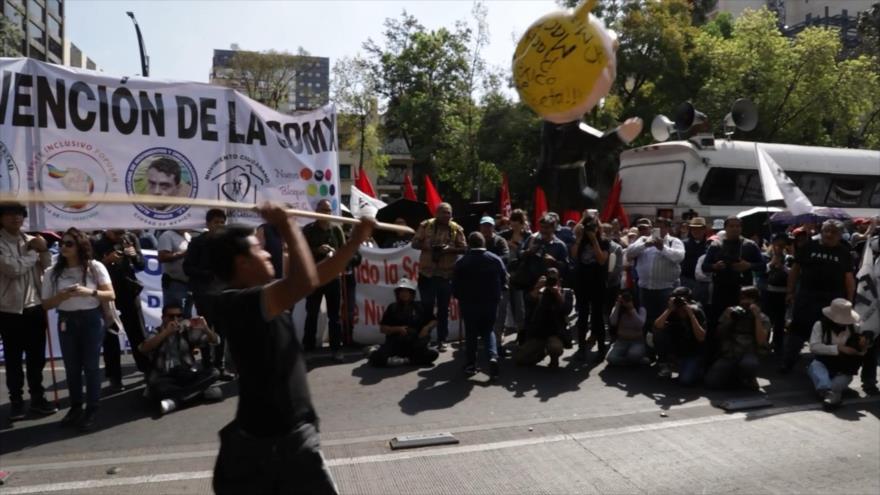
[{"left": 479, "top": 216, "right": 495, "bottom": 226}]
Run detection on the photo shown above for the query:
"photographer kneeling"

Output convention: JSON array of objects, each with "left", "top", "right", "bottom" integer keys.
[
  {"left": 514, "top": 268, "right": 573, "bottom": 369},
  {"left": 606, "top": 291, "right": 648, "bottom": 366},
  {"left": 808, "top": 299, "right": 866, "bottom": 409},
  {"left": 139, "top": 304, "right": 223, "bottom": 416},
  {"left": 653, "top": 287, "right": 707, "bottom": 385},
  {"left": 368, "top": 279, "right": 439, "bottom": 367},
  {"left": 705, "top": 286, "right": 769, "bottom": 390}
]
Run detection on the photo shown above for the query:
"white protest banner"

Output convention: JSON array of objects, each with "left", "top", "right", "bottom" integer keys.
[
  {"left": 0, "top": 57, "right": 339, "bottom": 230},
  {"left": 347, "top": 245, "right": 462, "bottom": 344}
]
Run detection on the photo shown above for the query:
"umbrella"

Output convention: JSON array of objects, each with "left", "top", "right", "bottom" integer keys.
[
  {"left": 737, "top": 206, "right": 784, "bottom": 239},
  {"left": 770, "top": 207, "right": 852, "bottom": 226},
  {"left": 375, "top": 199, "right": 432, "bottom": 247}
]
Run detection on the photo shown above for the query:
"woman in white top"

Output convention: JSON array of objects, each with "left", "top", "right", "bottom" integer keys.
[
  {"left": 42, "top": 228, "right": 115, "bottom": 432},
  {"left": 808, "top": 298, "right": 865, "bottom": 410}
]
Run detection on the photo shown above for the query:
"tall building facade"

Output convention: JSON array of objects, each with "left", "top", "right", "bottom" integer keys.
[
  {"left": 210, "top": 46, "right": 329, "bottom": 113},
  {"left": 712, "top": 0, "right": 874, "bottom": 25},
  {"left": 2, "top": 0, "right": 64, "bottom": 63}
]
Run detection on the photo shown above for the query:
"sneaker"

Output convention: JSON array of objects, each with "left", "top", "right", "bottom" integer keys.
[
  {"left": 78, "top": 407, "right": 98, "bottom": 432},
  {"left": 202, "top": 387, "right": 223, "bottom": 402},
  {"left": 498, "top": 347, "right": 510, "bottom": 359},
  {"left": 863, "top": 384, "right": 880, "bottom": 396},
  {"left": 657, "top": 363, "right": 673, "bottom": 379},
  {"left": 437, "top": 342, "right": 448, "bottom": 352},
  {"left": 548, "top": 355, "right": 560, "bottom": 369},
  {"left": 108, "top": 380, "right": 125, "bottom": 394},
  {"left": 387, "top": 356, "right": 410, "bottom": 366},
  {"left": 159, "top": 399, "right": 178, "bottom": 416},
  {"left": 217, "top": 371, "right": 236, "bottom": 382},
  {"left": 331, "top": 351, "right": 346, "bottom": 363},
  {"left": 463, "top": 363, "right": 477, "bottom": 376},
  {"left": 822, "top": 390, "right": 842, "bottom": 409},
  {"left": 59, "top": 404, "right": 83, "bottom": 427},
  {"left": 9, "top": 401, "right": 26, "bottom": 421},
  {"left": 30, "top": 397, "right": 59, "bottom": 416},
  {"left": 488, "top": 359, "right": 500, "bottom": 378}
]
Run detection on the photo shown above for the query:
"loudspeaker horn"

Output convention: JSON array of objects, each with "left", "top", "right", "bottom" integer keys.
[
  {"left": 673, "top": 101, "right": 708, "bottom": 132},
  {"left": 723, "top": 98, "right": 758, "bottom": 133},
  {"left": 651, "top": 115, "right": 676, "bottom": 142}
]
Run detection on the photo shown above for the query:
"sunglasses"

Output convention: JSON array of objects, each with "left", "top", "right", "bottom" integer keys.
[{"left": 62, "top": 240, "right": 76, "bottom": 248}]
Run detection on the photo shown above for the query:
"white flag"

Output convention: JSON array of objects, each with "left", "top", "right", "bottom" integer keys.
[
  {"left": 854, "top": 241, "right": 879, "bottom": 333},
  {"left": 349, "top": 185, "right": 386, "bottom": 218},
  {"left": 756, "top": 146, "right": 814, "bottom": 215}
]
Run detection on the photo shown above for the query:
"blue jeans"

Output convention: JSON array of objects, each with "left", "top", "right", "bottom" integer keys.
[
  {"left": 606, "top": 340, "right": 646, "bottom": 366},
  {"left": 418, "top": 275, "right": 452, "bottom": 343},
  {"left": 57, "top": 308, "right": 105, "bottom": 407},
  {"left": 808, "top": 360, "right": 852, "bottom": 394},
  {"left": 163, "top": 279, "right": 193, "bottom": 317},
  {"left": 678, "top": 356, "right": 704, "bottom": 386},
  {"left": 462, "top": 305, "right": 498, "bottom": 366}
]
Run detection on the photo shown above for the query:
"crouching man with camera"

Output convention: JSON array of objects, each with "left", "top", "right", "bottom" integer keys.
[
  {"left": 514, "top": 268, "right": 573, "bottom": 369},
  {"left": 653, "top": 287, "right": 707, "bottom": 385},
  {"left": 139, "top": 304, "right": 222, "bottom": 416},
  {"left": 705, "top": 286, "right": 770, "bottom": 390}
]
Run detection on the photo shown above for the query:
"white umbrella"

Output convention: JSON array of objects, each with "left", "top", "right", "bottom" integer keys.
[{"left": 736, "top": 206, "right": 784, "bottom": 218}]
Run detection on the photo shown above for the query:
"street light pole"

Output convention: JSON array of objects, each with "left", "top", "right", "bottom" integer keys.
[{"left": 126, "top": 12, "right": 149, "bottom": 77}]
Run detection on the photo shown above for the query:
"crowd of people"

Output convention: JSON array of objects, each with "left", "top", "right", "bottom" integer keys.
[
  {"left": 370, "top": 203, "right": 879, "bottom": 412},
  {"left": 1, "top": 198, "right": 878, "bottom": 435}
]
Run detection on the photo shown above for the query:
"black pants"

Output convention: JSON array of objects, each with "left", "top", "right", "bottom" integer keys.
[
  {"left": 147, "top": 367, "right": 219, "bottom": 404},
  {"left": 213, "top": 421, "right": 338, "bottom": 495},
  {"left": 368, "top": 337, "right": 439, "bottom": 367},
  {"left": 784, "top": 290, "right": 838, "bottom": 369},
  {"left": 304, "top": 279, "right": 342, "bottom": 352},
  {"left": 763, "top": 291, "right": 787, "bottom": 356},
  {"left": 193, "top": 291, "right": 225, "bottom": 371},
  {"left": 575, "top": 280, "right": 606, "bottom": 351},
  {"left": 103, "top": 294, "right": 150, "bottom": 382},
  {"left": 862, "top": 342, "right": 878, "bottom": 389},
  {"left": 0, "top": 306, "right": 47, "bottom": 402}
]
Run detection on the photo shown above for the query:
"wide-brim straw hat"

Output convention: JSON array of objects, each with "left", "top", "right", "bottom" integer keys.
[{"left": 822, "top": 298, "right": 860, "bottom": 326}]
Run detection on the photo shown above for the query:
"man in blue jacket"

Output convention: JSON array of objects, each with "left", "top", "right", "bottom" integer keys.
[{"left": 453, "top": 232, "right": 508, "bottom": 378}]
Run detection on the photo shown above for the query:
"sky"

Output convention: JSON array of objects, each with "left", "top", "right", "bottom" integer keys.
[{"left": 66, "top": 0, "right": 560, "bottom": 84}]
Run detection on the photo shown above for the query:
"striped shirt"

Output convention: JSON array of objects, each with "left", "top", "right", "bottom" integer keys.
[{"left": 624, "top": 235, "right": 686, "bottom": 290}]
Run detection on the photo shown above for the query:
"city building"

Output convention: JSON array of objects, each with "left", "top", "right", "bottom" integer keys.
[
  {"left": 2, "top": 0, "right": 64, "bottom": 63},
  {"left": 711, "top": 0, "right": 874, "bottom": 48},
  {"left": 63, "top": 40, "right": 96, "bottom": 70},
  {"left": 210, "top": 45, "right": 329, "bottom": 113},
  {"left": 338, "top": 135, "right": 415, "bottom": 207}
]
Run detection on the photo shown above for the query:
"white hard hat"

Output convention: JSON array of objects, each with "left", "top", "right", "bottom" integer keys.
[{"left": 394, "top": 278, "right": 417, "bottom": 293}]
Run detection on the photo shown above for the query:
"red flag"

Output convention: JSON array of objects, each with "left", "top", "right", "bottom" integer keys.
[
  {"left": 562, "top": 210, "right": 581, "bottom": 225},
  {"left": 424, "top": 175, "right": 443, "bottom": 215},
  {"left": 403, "top": 173, "right": 417, "bottom": 201},
  {"left": 533, "top": 186, "right": 548, "bottom": 228},
  {"left": 354, "top": 165, "right": 377, "bottom": 198},
  {"left": 499, "top": 174, "right": 512, "bottom": 218},
  {"left": 600, "top": 176, "right": 629, "bottom": 228}
]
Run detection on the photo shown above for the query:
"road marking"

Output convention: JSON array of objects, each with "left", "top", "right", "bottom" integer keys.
[
  {"left": 3, "top": 396, "right": 877, "bottom": 494},
  {"left": 4, "top": 390, "right": 808, "bottom": 472}
]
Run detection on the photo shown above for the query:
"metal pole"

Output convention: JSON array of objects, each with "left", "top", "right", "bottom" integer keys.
[
  {"left": 126, "top": 12, "right": 149, "bottom": 77},
  {"left": 359, "top": 114, "right": 366, "bottom": 169}
]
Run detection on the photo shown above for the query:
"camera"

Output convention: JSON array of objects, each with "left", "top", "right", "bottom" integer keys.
[
  {"left": 729, "top": 306, "right": 748, "bottom": 319},
  {"left": 673, "top": 296, "right": 687, "bottom": 308},
  {"left": 545, "top": 274, "right": 559, "bottom": 287}
]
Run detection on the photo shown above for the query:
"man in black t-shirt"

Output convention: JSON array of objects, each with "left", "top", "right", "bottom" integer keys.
[
  {"left": 209, "top": 203, "right": 374, "bottom": 495},
  {"left": 782, "top": 220, "right": 855, "bottom": 372},
  {"left": 368, "top": 278, "right": 439, "bottom": 367}
]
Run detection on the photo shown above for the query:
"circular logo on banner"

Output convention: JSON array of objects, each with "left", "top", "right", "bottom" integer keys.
[
  {"left": 34, "top": 142, "right": 117, "bottom": 221},
  {"left": 0, "top": 141, "right": 21, "bottom": 194},
  {"left": 125, "top": 148, "right": 198, "bottom": 220}
]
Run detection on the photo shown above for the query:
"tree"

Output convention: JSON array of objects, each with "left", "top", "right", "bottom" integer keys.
[
  {"left": 0, "top": 16, "right": 24, "bottom": 57},
  {"left": 227, "top": 49, "right": 308, "bottom": 110},
  {"left": 363, "top": 11, "right": 476, "bottom": 198},
  {"left": 331, "top": 56, "right": 390, "bottom": 175}
]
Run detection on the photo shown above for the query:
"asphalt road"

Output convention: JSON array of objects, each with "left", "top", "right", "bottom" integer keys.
[{"left": 1, "top": 342, "right": 878, "bottom": 494}]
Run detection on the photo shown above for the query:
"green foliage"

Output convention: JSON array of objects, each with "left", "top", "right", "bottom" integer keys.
[
  {"left": 331, "top": 56, "right": 390, "bottom": 175},
  {"left": 0, "top": 16, "right": 24, "bottom": 57},
  {"left": 228, "top": 49, "right": 307, "bottom": 110}
]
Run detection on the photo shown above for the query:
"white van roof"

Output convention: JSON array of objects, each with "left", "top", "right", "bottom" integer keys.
[{"left": 621, "top": 140, "right": 880, "bottom": 175}]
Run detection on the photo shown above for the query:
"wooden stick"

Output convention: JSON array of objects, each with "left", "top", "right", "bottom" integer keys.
[{"left": 0, "top": 191, "right": 414, "bottom": 235}]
